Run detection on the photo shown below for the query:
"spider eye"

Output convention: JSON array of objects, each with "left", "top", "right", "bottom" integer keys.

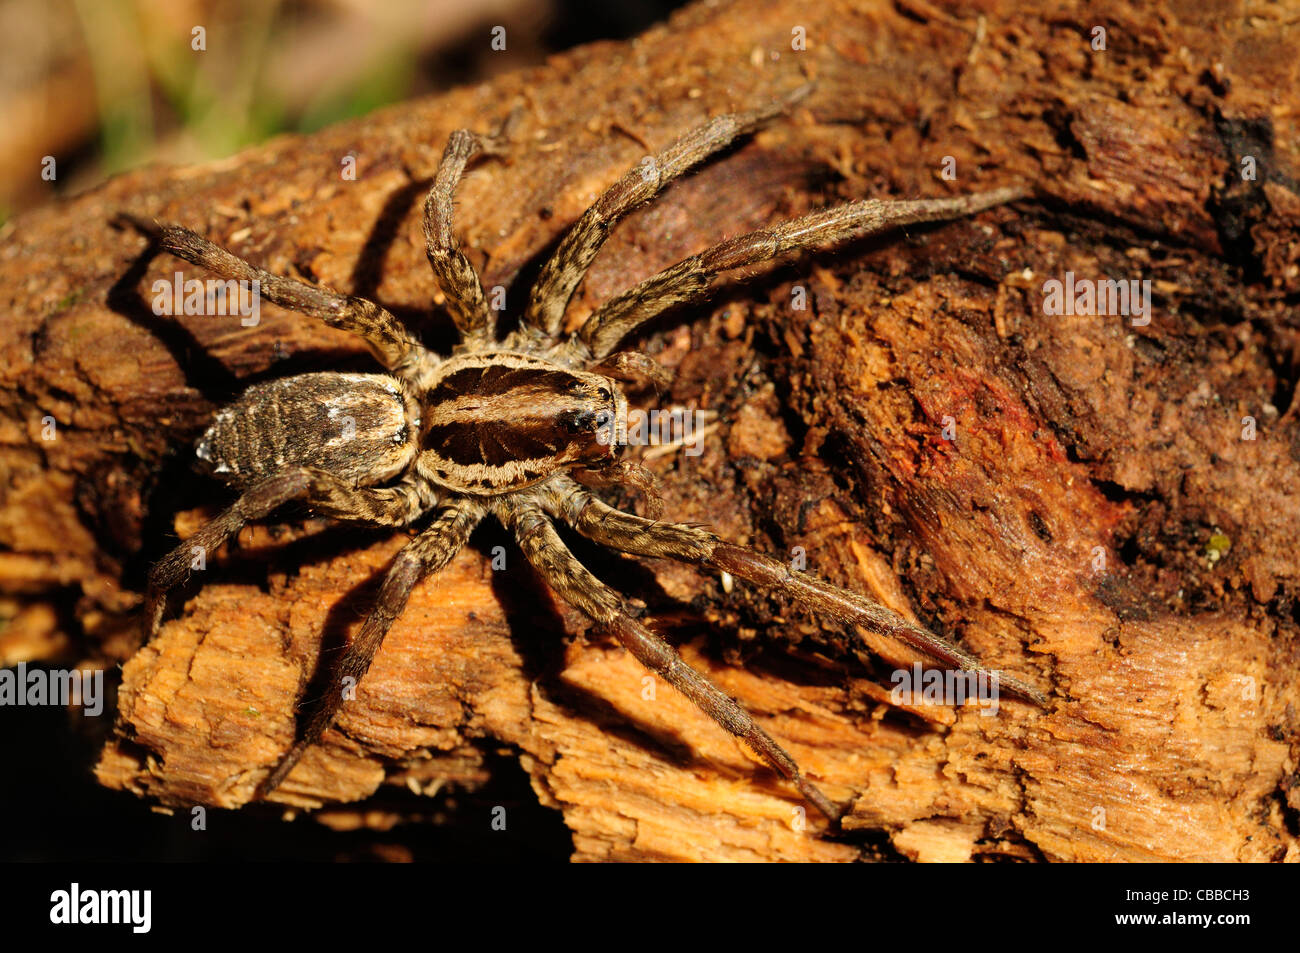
[
  {"left": 563, "top": 410, "right": 596, "bottom": 434},
  {"left": 597, "top": 387, "right": 612, "bottom": 401}
]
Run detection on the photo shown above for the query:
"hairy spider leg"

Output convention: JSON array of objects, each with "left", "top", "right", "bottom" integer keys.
[
  {"left": 577, "top": 185, "right": 1029, "bottom": 360},
  {"left": 505, "top": 499, "right": 843, "bottom": 822},
  {"left": 155, "top": 224, "right": 431, "bottom": 380},
  {"left": 547, "top": 477, "right": 1048, "bottom": 706},
  {"left": 521, "top": 85, "right": 814, "bottom": 342},
  {"left": 423, "top": 130, "right": 498, "bottom": 343},
  {"left": 259, "top": 501, "right": 484, "bottom": 798},
  {"left": 146, "top": 468, "right": 430, "bottom": 638}
]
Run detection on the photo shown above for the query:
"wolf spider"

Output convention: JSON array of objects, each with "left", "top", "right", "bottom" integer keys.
[{"left": 141, "top": 87, "right": 1043, "bottom": 823}]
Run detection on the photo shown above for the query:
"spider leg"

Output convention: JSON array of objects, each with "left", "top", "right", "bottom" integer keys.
[
  {"left": 522, "top": 85, "right": 813, "bottom": 342},
  {"left": 546, "top": 478, "right": 1048, "bottom": 706},
  {"left": 257, "top": 500, "right": 484, "bottom": 798},
  {"left": 423, "top": 130, "right": 497, "bottom": 342},
  {"left": 577, "top": 185, "right": 1030, "bottom": 360},
  {"left": 144, "top": 468, "right": 434, "bottom": 639},
  {"left": 152, "top": 223, "right": 431, "bottom": 381},
  {"left": 504, "top": 500, "right": 842, "bottom": 822}
]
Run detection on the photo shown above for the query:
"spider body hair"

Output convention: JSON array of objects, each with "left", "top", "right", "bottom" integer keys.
[{"left": 197, "top": 372, "right": 419, "bottom": 489}]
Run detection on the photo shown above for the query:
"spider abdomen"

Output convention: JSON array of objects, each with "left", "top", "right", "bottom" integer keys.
[
  {"left": 417, "top": 352, "right": 624, "bottom": 494},
  {"left": 197, "top": 372, "right": 419, "bottom": 488}
]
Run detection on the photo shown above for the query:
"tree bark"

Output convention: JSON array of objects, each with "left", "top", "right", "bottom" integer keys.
[{"left": 3, "top": 0, "right": 1298, "bottom": 862}]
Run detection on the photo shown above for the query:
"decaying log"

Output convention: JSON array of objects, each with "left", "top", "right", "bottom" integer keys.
[{"left": 3, "top": 0, "right": 1298, "bottom": 861}]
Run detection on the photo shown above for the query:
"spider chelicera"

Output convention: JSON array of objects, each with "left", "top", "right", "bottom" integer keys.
[{"left": 139, "top": 86, "right": 1043, "bottom": 823}]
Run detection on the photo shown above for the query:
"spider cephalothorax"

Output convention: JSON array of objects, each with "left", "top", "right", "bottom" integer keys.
[
  {"left": 418, "top": 352, "right": 626, "bottom": 493},
  {"left": 141, "top": 87, "right": 1044, "bottom": 823}
]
